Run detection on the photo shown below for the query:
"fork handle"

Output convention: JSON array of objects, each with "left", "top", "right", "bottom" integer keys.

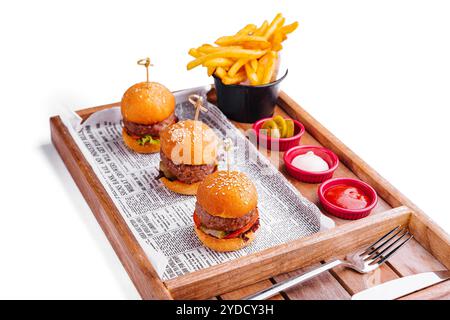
[{"left": 244, "top": 260, "right": 344, "bottom": 300}]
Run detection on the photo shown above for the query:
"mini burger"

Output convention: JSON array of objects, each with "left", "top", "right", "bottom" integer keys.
[
  {"left": 193, "top": 171, "right": 260, "bottom": 252},
  {"left": 158, "top": 120, "right": 218, "bottom": 195},
  {"left": 121, "top": 81, "right": 176, "bottom": 153}
]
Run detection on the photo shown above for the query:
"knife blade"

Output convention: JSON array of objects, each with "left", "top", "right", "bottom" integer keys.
[{"left": 351, "top": 270, "right": 450, "bottom": 300}]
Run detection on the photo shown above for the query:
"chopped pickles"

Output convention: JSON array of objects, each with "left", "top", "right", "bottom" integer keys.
[{"left": 260, "top": 116, "right": 295, "bottom": 138}]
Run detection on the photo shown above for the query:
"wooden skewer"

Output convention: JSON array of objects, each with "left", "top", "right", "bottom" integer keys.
[
  {"left": 137, "top": 57, "right": 153, "bottom": 83},
  {"left": 188, "top": 94, "right": 208, "bottom": 121},
  {"left": 223, "top": 138, "right": 233, "bottom": 173}
]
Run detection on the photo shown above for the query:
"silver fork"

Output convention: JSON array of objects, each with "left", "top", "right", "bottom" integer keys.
[{"left": 244, "top": 226, "right": 413, "bottom": 300}]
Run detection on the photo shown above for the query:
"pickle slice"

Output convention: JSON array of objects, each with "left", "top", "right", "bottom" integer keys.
[
  {"left": 269, "top": 129, "right": 281, "bottom": 138},
  {"left": 200, "top": 226, "right": 227, "bottom": 239},
  {"left": 272, "top": 115, "right": 287, "bottom": 138},
  {"left": 261, "top": 119, "right": 281, "bottom": 138},
  {"left": 285, "top": 119, "right": 295, "bottom": 138},
  {"left": 261, "top": 119, "right": 278, "bottom": 130}
]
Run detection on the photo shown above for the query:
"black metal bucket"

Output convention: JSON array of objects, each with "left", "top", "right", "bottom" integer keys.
[{"left": 213, "top": 69, "right": 288, "bottom": 123}]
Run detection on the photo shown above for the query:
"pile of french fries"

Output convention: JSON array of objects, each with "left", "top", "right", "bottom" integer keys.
[{"left": 187, "top": 14, "right": 298, "bottom": 86}]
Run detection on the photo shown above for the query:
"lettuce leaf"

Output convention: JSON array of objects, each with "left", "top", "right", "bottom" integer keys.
[{"left": 137, "top": 135, "right": 160, "bottom": 146}]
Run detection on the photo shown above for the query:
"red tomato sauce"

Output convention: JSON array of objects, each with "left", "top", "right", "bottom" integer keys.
[{"left": 324, "top": 185, "right": 369, "bottom": 210}]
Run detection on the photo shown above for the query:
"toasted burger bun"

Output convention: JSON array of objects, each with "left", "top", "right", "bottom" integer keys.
[
  {"left": 121, "top": 82, "right": 175, "bottom": 125},
  {"left": 160, "top": 177, "right": 200, "bottom": 196},
  {"left": 160, "top": 120, "right": 218, "bottom": 166},
  {"left": 122, "top": 129, "right": 160, "bottom": 153},
  {"left": 197, "top": 171, "right": 257, "bottom": 218},
  {"left": 194, "top": 226, "right": 256, "bottom": 252}
]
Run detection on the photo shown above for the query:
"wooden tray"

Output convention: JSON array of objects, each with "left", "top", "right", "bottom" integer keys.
[{"left": 49, "top": 90, "right": 450, "bottom": 300}]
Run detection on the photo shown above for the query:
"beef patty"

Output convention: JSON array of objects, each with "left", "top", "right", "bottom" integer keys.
[
  {"left": 195, "top": 202, "right": 258, "bottom": 232},
  {"left": 160, "top": 151, "right": 217, "bottom": 184},
  {"left": 123, "top": 113, "right": 177, "bottom": 138}
]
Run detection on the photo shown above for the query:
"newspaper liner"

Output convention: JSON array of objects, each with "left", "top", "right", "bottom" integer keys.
[{"left": 61, "top": 85, "right": 333, "bottom": 281}]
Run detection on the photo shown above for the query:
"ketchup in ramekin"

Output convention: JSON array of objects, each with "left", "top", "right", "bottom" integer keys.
[
  {"left": 318, "top": 178, "right": 378, "bottom": 220},
  {"left": 324, "top": 185, "right": 369, "bottom": 210}
]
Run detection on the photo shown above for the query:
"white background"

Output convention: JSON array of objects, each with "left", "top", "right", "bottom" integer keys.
[{"left": 0, "top": 0, "right": 449, "bottom": 299}]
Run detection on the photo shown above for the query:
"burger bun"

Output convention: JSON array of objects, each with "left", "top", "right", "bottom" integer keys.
[
  {"left": 122, "top": 129, "right": 160, "bottom": 154},
  {"left": 121, "top": 82, "right": 175, "bottom": 125},
  {"left": 160, "top": 177, "right": 200, "bottom": 196},
  {"left": 196, "top": 171, "right": 257, "bottom": 218},
  {"left": 194, "top": 226, "right": 256, "bottom": 252}
]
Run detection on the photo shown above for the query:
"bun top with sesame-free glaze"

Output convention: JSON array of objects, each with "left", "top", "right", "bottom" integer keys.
[{"left": 121, "top": 81, "right": 175, "bottom": 125}]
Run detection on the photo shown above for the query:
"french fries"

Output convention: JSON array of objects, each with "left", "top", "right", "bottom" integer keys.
[
  {"left": 203, "top": 57, "right": 234, "bottom": 68},
  {"left": 221, "top": 70, "right": 247, "bottom": 85},
  {"left": 264, "top": 13, "right": 285, "bottom": 40},
  {"left": 215, "top": 35, "right": 271, "bottom": 49},
  {"left": 281, "top": 21, "right": 299, "bottom": 35},
  {"left": 250, "top": 59, "right": 258, "bottom": 71},
  {"left": 197, "top": 45, "right": 242, "bottom": 54},
  {"left": 188, "top": 48, "right": 203, "bottom": 58},
  {"left": 187, "top": 13, "right": 298, "bottom": 85},
  {"left": 236, "top": 24, "right": 257, "bottom": 36},
  {"left": 215, "top": 67, "right": 228, "bottom": 79},
  {"left": 262, "top": 51, "right": 277, "bottom": 84},
  {"left": 228, "top": 58, "right": 248, "bottom": 77},
  {"left": 187, "top": 48, "right": 267, "bottom": 70},
  {"left": 207, "top": 66, "right": 216, "bottom": 76},
  {"left": 271, "top": 30, "right": 284, "bottom": 51},
  {"left": 245, "top": 62, "right": 259, "bottom": 85},
  {"left": 254, "top": 20, "right": 268, "bottom": 37}
]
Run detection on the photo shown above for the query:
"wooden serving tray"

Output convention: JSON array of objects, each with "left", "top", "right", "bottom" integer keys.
[{"left": 50, "top": 91, "right": 450, "bottom": 300}]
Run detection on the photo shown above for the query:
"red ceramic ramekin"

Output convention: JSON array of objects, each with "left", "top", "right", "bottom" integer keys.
[
  {"left": 252, "top": 117, "right": 305, "bottom": 152},
  {"left": 283, "top": 145, "right": 339, "bottom": 183},
  {"left": 318, "top": 178, "right": 378, "bottom": 220}
]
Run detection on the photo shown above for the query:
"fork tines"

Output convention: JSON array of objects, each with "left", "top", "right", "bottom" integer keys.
[{"left": 360, "top": 226, "right": 413, "bottom": 266}]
